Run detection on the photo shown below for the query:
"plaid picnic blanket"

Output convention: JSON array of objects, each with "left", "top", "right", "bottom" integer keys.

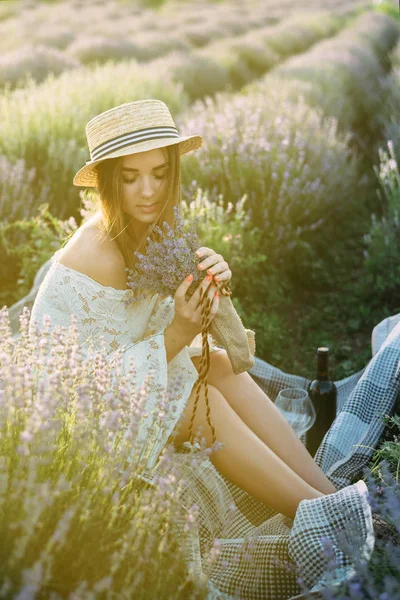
[{"left": 151, "top": 313, "right": 400, "bottom": 600}]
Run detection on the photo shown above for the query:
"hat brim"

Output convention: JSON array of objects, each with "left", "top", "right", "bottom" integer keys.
[{"left": 73, "top": 135, "right": 203, "bottom": 187}]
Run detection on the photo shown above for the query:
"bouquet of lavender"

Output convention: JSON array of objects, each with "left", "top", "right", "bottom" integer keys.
[
  {"left": 126, "top": 206, "right": 255, "bottom": 445},
  {"left": 126, "top": 206, "right": 208, "bottom": 303}
]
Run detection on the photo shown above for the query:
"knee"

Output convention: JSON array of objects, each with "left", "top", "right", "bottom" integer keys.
[{"left": 208, "top": 349, "right": 234, "bottom": 383}]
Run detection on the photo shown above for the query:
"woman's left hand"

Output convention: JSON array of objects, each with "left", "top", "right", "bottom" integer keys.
[{"left": 195, "top": 247, "right": 232, "bottom": 286}]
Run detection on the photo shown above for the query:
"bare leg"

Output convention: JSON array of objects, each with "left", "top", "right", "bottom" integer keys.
[
  {"left": 170, "top": 382, "right": 325, "bottom": 520},
  {"left": 191, "top": 351, "right": 337, "bottom": 495}
]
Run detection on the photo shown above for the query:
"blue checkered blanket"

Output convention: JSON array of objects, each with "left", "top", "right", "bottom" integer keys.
[
  {"left": 250, "top": 313, "right": 400, "bottom": 489},
  {"left": 153, "top": 313, "right": 400, "bottom": 599}
]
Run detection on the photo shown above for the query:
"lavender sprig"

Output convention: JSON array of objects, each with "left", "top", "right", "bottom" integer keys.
[{"left": 126, "top": 206, "right": 203, "bottom": 304}]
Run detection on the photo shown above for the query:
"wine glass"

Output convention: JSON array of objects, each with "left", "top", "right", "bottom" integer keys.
[{"left": 274, "top": 387, "right": 316, "bottom": 438}]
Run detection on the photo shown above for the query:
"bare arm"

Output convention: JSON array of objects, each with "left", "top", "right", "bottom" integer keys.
[{"left": 164, "top": 321, "right": 195, "bottom": 363}]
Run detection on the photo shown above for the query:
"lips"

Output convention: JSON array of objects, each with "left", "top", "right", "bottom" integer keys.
[{"left": 138, "top": 202, "right": 158, "bottom": 208}]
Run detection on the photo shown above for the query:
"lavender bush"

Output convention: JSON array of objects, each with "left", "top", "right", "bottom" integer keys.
[
  {"left": 345, "top": 9, "right": 399, "bottom": 66},
  {"left": 169, "top": 23, "right": 224, "bottom": 48},
  {"left": 197, "top": 11, "right": 341, "bottom": 92},
  {"left": 179, "top": 188, "right": 287, "bottom": 363},
  {"left": 197, "top": 36, "right": 277, "bottom": 89},
  {"left": 378, "top": 43, "right": 400, "bottom": 167},
  {"left": 0, "top": 155, "right": 49, "bottom": 223},
  {"left": 67, "top": 31, "right": 191, "bottom": 66},
  {"left": 362, "top": 140, "right": 400, "bottom": 299},
  {"left": 0, "top": 44, "right": 80, "bottom": 90},
  {"left": 66, "top": 35, "right": 141, "bottom": 66},
  {"left": 257, "top": 11, "right": 400, "bottom": 156},
  {"left": 392, "top": 39, "right": 400, "bottom": 69},
  {"left": 0, "top": 305, "right": 213, "bottom": 599},
  {"left": 381, "top": 74, "right": 400, "bottom": 169},
  {"left": 131, "top": 31, "right": 194, "bottom": 62},
  {"left": 0, "top": 158, "right": 51, "bottom": 308},
  {"left": 179, "top": 188, "right": 273, "bottom": 308},
  {"left": 227, "top": 35, "right": 280, "bottom": 78},
  {"left": 178, "top": 89, "right": 365, "bottom": 282},
  {"left": 257, "top": 11, "right": 342, "bottom": 60},
  {"left": 0, "top": 1, "right": 17, "bottom": 22},
  {"left": 0, "top": 202, "right": 79, "bottom": 309},
  {"left": 149, "top": 50, "right": 231, "bottom": 103},
  {"left": 31, "top": 24, "right": 75, "bottom": 51},
  {"left": 212, "top": 12, "right": 252, "bottom": 37}
]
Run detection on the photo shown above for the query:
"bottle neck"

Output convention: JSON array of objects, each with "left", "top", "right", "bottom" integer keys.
[{"left": 317, "top": 354, "right": 329, "bottom": 381}]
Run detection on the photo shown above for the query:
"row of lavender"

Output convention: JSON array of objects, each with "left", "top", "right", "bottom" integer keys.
[
  {"left": 0, "top": 0, "right": 275, "bottom": 90},
  {"left": 0, "top": 2, "right": 345, "bottom": 93}
]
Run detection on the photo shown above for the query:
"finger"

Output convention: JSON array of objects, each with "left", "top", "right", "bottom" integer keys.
[
  {"left": 195, "top": 247, "right": 213, "bottom": 260},
  {"left": 195, "top": 281, "right": 218, "bottom": 314},
  {"left": 197, "top": 254, "right": 221, "bottom": 273},
  {"left": 192, "top": 284, "right": 217, "bottom": 325},
  {"left": 205, "top": 263, "right": 230, "bottom": 281},
  {"left": 207, "top": 281, "right": 218, "bottom": 305},
  {"left": 175, "top": 274, "right": 195, "bottom": 306},
  {"left": 207, "top": 289, "right": 220, "bottom": 325},
  {"left": 212, "top": 269, "right": 232, "bottom": 284},
  {"left": 212, "top": 289, "right": 220, "bottom": 312},
  {"left": 205, "top": 263, "right": 229, "bottom": 277},
  {"left": 187, "top": 275, "right": 213, "bottom": 310},
  {"left": 197, "top": 277, "right": 217, "bottom": 311}
]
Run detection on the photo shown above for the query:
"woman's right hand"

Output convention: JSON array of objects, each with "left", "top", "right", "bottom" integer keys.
[{"left": 172, "top": 274, "right": 220, "bottom": 341}]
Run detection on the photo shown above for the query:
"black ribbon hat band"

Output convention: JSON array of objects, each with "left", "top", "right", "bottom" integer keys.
[{"left": 86, "top": 125, "right": 180, "bottom": 164}]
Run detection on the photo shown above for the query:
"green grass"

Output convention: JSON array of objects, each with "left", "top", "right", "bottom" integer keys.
[
  {"left": 374, "top": 0, "right": 400, "bottom": 21},
  {"left": 244, "top": 235, "right": 397, "bottom": 381}
]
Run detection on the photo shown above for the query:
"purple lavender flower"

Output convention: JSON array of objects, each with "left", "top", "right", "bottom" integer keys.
[{"left": 126, "top": 206, "right": 203, "bottom": 304}]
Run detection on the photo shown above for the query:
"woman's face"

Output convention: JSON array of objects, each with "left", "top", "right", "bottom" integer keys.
[{"left": 121, "top": 147, "right": 169, "bottom": 233}]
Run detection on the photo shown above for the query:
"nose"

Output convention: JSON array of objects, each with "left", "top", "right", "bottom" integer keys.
[{"left": 140, "top": 176, "right": 156, "bottom": 198}]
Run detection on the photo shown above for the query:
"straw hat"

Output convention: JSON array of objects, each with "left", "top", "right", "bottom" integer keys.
[{"left": 73, "top": 98, "right": 203, "bottom": 187}]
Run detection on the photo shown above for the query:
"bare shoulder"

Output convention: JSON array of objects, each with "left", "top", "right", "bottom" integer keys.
[{"left": 57, "top": 214, "right": 128, "bottom": 290}]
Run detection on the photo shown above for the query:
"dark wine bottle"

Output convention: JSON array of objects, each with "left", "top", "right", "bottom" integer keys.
[{"left": 306, "top": 347, "right": 337, "bottom": 458}]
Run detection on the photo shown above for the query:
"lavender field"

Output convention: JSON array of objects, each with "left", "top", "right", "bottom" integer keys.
[{"left": 0, "top": 0, "right": 399, "bottom": 598}]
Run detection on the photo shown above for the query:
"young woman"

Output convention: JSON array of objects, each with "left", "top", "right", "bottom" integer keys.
[{"left": 29, "top": 98, "right": 337, "bottom": 523}]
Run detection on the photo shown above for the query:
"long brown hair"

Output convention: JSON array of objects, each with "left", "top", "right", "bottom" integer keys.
[{"left": 89, "top": 144, "right": 182, "bottom": 274}]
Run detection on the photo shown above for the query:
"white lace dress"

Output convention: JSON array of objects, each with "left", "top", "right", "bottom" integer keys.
[{"left": 28, "top": 249, "right": 221, "bottom": 480}]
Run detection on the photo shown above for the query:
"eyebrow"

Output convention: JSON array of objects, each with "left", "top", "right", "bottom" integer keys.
[{"left": 122, "top": 162, "right": 169, "bottom": 172}]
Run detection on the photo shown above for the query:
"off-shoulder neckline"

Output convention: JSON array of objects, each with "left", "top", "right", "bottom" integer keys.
[{"left": 51, "top": 249, "right": 132, "bottom": 296}]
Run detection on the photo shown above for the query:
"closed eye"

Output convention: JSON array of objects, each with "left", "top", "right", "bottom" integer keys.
[{"left": 122, "top": 173, "right": 168, "bottom": 184}]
